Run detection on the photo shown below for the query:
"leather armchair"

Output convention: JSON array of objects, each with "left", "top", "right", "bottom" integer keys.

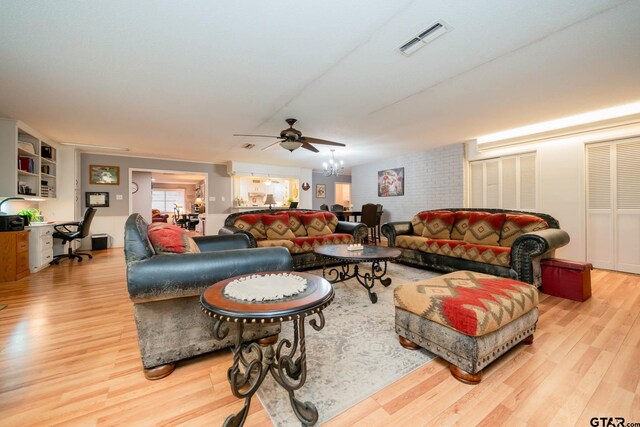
[{"left": 124, "top": 213, "right": 293, "bottom": 379}]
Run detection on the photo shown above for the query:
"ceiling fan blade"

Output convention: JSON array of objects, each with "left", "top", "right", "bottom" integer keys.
[
  {"left": 261, "top": 140, "right": 282, "bottom": 151},
  {"left": 301, "top": 142, "right": 320, "bottom": 153},
  {"left": 300, "top": 136, "right": 346, "bottom": 147},
  {"left": 233, "top": 134, "right": 281, "bottom": 138}
]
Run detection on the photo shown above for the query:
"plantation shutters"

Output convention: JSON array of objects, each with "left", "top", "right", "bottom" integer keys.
[{"left": 469, "top": 153, "right": 537, "bottom": 209}]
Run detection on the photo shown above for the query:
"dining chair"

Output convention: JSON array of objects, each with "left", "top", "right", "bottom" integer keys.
[
  {"left": 320, "top": 204, "right": 329, "bottom": 211},
  {"left": 330, "top": 204, "right": 345, "bottom": 221},
  {"left": 361, "top": 203, "right": 379, "bottom": 245}
]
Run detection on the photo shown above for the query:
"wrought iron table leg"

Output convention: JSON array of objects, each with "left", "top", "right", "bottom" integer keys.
[{"left": 219, "top": 314, "right": 323, "bottom": 427}]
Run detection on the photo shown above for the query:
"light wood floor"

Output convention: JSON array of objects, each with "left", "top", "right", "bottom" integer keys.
[{"left": 0, "top": 249, "right": 638, "bottom": 426}]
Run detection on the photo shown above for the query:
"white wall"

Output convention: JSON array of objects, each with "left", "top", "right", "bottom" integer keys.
[
  {"left": 351, "top": 144, "right": 465, "bottom": 225},
  {"left": 131, "top": 171, "right": 152, "bottom": 222},
  {"left": 467, "top": 122, "right": 640, "bottom": 261}
]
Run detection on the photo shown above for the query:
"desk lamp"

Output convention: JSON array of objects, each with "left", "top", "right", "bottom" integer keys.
[
  {"left": 264, "top": 194, "right": 276, "bottom": 209},
  {"left": 0, "top": 197, "right": 25, "bottom": 214}
]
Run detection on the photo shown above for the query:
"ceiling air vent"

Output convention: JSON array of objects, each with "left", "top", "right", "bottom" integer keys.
[
  {"left": 398, "top": 20, "right": 451, "bottom": 56},
  {"left": 241, "top": 143, "right": 256, "bottom": 149}
]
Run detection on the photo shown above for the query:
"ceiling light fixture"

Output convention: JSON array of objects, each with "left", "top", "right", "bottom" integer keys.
[
  {"left": 60, "top": 142, "right": 130, "bottom": 151},
  {"left": 280, "top": 140, "right": 303, "bottom": 152},
  {"left": 477, "top": 101, "right": 640, "bottom": 149},
  {"left": 322, "top": 149, "right": 344, "bottom": 177}
]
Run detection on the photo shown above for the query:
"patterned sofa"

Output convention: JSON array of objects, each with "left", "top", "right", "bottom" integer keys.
[
  {"left": 381, "top": 208, "right": 570, "bottom": 286},
  {"left": 220, "top": 209, "right": 368, "bottom": 270}
]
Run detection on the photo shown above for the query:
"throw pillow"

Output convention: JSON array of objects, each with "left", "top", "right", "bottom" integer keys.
[
  {"left": 233, "top": 214, "right": 267, "bottom": 239},
  {"left": 422, "top": 211, "right": 455, "bottom": 239},
  {"left": 300, "top": 212, "right": 332, "bottom": 236},
  {"left": 262, "top": 214, "right": 296, "bottom": 240},
  {"left": 147, "top": 223, "right": 201, "bottom": 254},
  {"left": 463, "top": 212, "right": 507, "bottom": 246},
  {"left": 499, "top": 214, "right": 549, "bottom": 247}
]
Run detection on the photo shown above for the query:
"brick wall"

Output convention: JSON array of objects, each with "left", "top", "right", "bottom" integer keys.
[{"left": 351, "top": 144, "right": 464, "bottom": 224}]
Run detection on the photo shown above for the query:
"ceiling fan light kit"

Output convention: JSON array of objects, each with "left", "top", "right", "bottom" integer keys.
[{"left": 234, "top": 118, "right": 346, "bottom": 153}]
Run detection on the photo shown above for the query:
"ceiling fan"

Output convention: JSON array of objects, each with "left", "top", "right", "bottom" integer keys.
[{"left": 234, "top": 118, "right": 346, "bottom": 152}]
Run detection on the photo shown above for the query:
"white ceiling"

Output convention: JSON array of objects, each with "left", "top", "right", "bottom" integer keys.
[{"left": 1, "top": 1, "right": 639, "bottom": 169}]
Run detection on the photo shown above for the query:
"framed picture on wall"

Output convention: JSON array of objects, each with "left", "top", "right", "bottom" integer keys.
[
  {"left": 316, "top": 184, "right": 326, "bottom": 199},
  {"left": 378, "top": 167, "right": 404, "bottom": 197},
  {"left": 89, "top": 165, "right": 120, "bottom": 185},
  {"left": 86, "top": 192, "right": 110, "bottom": 207}
]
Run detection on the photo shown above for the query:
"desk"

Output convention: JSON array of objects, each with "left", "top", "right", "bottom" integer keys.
[
  {"left": 0, "top": 230, "right": 30, "bottom": 282},
  {"left": 201, "top": 272, "right": 333, "bottom": 426}
]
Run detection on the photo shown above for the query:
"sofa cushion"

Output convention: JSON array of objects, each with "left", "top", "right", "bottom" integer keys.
[
  {"left": 287, "top": 211, "right": 308, "bottom": 237},
  {"left": 463, "top": 212, "right": 507, "bottom": 246},
  {"left": 422, "top": 211, "right": 455, "bottom": 239},
  {"left": 257, "top": 239, "right": 295, "bottom": 251},
  {"left": 290, "top": 233, "right": 354, "bottom": 254},
  {"left": 396, "top": 235, "right": 429, "bottom": 252},
  {"left": 423, "top": 239, "right": 467, "bottom": 258},
  {"left": 301, "top": 212, "right": 332, "bottom": 236},
  {"left": 499, "top": 214, "right": 549, "bottom": 247},
  {"left": 233, "top": 214, "right": 267, "bottom": 239},
  {"left": 323, "top": 212, "right": 339, "bottom": 233},
  {"left": 262, "top": 214, "right": 296, "bottom": 240},
  {"left": 462, "top": 244, "right": 511, "bottom": 267},
  {"left": 450, "top": 211, "right": 475, "bottom": 240},
  {"left": 147, "top": 223, "right": 201, "bottom": 254},
  {"left": 411, "top": 212, "right": 429, "bottom": 236},
  {"left": 393, "top": 271, "right": 538, "bottom": 336}
]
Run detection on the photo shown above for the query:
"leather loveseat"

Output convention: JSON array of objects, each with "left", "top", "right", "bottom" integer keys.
[
  {"left": 381, "top": 208, "right": 570, "bottom": 286},
  {"left": 124, "top": 213, "right": 292, "bottom": 379},
  {"left": 219, "top": 209, "right": 368, "bottom": 270}
]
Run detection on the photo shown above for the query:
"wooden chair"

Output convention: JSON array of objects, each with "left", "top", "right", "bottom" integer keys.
[
  {"left": 331, "top": 204, "right": 345, "bottom": 221},
  {"left": 320, "top": 204, "right": 329, "bottom": 211},
  {"left": 361, "top": 203, "right": 379, "bottom": 245}
]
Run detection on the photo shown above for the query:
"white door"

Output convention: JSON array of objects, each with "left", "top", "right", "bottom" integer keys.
[{"left": 586, "top": 138, "right": 640, "bottom": 274}]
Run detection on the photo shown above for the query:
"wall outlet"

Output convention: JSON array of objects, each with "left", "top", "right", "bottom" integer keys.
[
  {"left": 116, "top": 194, "right": 123, "bottom": 200},
  {"left": 209, "top": 196, "right": 215, "bottom": 202},
  {"left": 221, "top": 196, "right": 225, "bottom": 202}
]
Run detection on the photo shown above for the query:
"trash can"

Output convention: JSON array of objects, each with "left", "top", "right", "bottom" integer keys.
[
  {"left": 540, "top": 258, "right": 592, "bottom": 301},
  {"left": 91, "top": 234, "right": 109, "bottom": 251}
]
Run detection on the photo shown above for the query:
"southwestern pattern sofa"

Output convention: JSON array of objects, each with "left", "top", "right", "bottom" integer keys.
[
  {"left": 124, "top": 213, "right": 292, "bottom": 380},
  {"left": 381, "top": 208, "right": 570, "bottom": 286},
  {"left": 219, "top": 209, "right": 368, "bottom": 270}
]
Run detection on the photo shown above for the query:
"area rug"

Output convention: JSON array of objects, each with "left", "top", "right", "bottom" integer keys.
[{"left": 256, "top": 263, "right": 440, "bottom": 426}]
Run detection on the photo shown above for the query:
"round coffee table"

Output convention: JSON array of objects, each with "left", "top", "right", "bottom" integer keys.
[
  {"left": 314, "top": 244, "right": 401, "bottom": 303},
  {"left": 201, "top": 271, "right": 334, "bottom": 427}
]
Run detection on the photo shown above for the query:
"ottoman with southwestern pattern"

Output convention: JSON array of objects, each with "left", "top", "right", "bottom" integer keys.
[{"left": 394, "top": 270, "right": 539, "bottom": 384}]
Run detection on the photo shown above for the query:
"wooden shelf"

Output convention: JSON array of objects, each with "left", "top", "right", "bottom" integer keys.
[
  {"left": 42, "top": 173, "right": 56, "bottom": 178},
  {"left": 18, "top": 170, "right": 38, "bottom": 177},
  {"left": 18, "top": 148, "right": 38, "bottom": 158},
  {"left": 41, "top": 157, "right": 56, "bottom": 164}
]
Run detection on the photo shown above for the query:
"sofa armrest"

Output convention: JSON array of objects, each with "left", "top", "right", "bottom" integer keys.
[
  {"left": 127, "top": 247, "right": 293, "bottom": 303},
  {"left": 193, "top": 233, "right": 251, "bottom": 252},
  {"left": 511, "top": 228, "right": 570, "bottom": 285},
  {"left": 335, "top": 221, "right": 369, "bottom": 243},
  {"left": 218, "top": 225, "right": 258, "bottom": 248},
  {"left": 381, "top": 221, "right": 413, "bottom": 247}
]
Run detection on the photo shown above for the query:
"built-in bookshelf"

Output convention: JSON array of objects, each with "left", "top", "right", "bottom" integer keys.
[{"left": 0, "top": 119, "right": 58, "bottom": 199}]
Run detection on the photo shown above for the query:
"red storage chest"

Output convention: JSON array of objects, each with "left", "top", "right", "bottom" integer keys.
[{"left": 540, "top": 258, "right": 592, "bottom": 301}]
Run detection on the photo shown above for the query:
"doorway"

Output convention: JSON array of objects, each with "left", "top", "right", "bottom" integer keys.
[
  {"left": 130, "top": 169, "right": 208, "bottom": 234},
  {"left": 586, "top": 138, "right": 640, "bottom": 274},
  {"left": 335, "top": 183, "right": 351, "bottom": 209}
]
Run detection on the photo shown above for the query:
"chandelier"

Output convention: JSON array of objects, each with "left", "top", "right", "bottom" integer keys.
[{"left": 322, "top": 149, "right": 344, "bottom": 177}]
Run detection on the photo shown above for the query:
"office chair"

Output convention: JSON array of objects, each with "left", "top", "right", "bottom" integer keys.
[{"left": 51, "top": 207, "right": 97, "bottom": 264}]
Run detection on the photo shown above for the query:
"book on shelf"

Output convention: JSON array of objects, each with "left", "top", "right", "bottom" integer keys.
[
  {"left": 18, "top": 156, "right": 36, "bottom": 173},
  {"left": 41, "top": 145, "right": 55, "bottom": 160}
]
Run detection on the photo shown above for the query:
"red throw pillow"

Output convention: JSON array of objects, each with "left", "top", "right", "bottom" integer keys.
[
  {"left": 300, "top": 212, "right": 332, "bottom": 236},
  {"left": 147, "top": 223, "right": 200, "bottom": 254},
  {"left": 422, "top": 211, "right": 455, "bottom": 239},
  {"left": 463, "top": 212, "right": 507, "bottom": 246},
  {"left": 322, "top": 212, "right": 339, "bottom": 233},
  {"left": 450, "top": 211, "right": 475, "bottom": 240},
  {"left": 262, "top": 214, "right": 296, "bottom": 240}
]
